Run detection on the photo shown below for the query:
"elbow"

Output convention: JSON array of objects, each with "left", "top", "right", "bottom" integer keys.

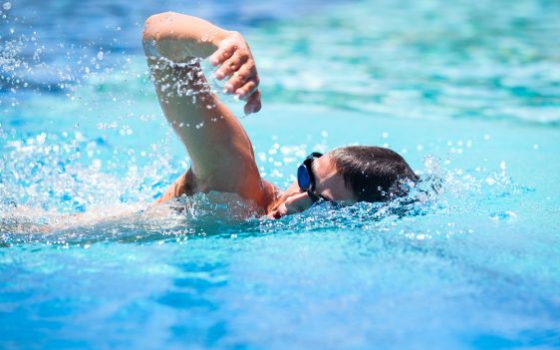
[
  {"left": 142, "top": 12, "right": 179, "bottom": 58},
  {"left": 142, "top": 12, "right": 178, "bottom": 42}
]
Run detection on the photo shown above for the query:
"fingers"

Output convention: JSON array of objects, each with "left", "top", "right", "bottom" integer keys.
[
  {"left": 209, "top": 35, "right": 261, "bottom": 114},
  {"left": 208, "top": 44, "right": 236, "bottom": 67},
  {"left": 214, "top": 50, "right": 248, "bottom": 80},
  {"left": 244, "top": 89, "right": 262, "bottom": 115},
  {"left": 224, "top": 62, "right": 258, "bottom": 96},
  {"left": 235, "top": 80, "right": 258, "bottom": 99}
]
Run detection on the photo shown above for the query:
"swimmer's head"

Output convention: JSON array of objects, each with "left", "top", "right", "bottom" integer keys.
[
  {"left": 328, "top": 146, "right": 418, "bottom": 202},
  {"left": 267, "top": 146, "right": 418, "bottom": 219}
]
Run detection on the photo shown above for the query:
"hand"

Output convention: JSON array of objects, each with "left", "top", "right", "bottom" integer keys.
[{"left": 209, "top": 32, "right": 262, "bottom": 115}]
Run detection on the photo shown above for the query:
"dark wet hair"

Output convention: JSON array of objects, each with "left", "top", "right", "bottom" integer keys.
[{"left": 328, "top": 146, "right": 418, "bottom": 202}]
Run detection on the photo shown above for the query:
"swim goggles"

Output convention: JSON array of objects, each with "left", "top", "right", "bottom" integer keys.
[{"left": 297, "top": 152, "right": 323, "bottom": 203}]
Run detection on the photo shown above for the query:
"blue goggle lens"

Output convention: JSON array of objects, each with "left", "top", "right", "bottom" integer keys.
[{"left": 297, "top": 164, "right": 311, "bottom": 191}]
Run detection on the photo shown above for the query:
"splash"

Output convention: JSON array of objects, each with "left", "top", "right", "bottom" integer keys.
[{"left": 1, "top": 119, "right": 532, "bottom": 248}]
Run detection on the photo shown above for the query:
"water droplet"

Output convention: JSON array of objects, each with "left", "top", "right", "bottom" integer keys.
[
  {"left": 489, "top": 211, "right": 516, "bottom": 221},
  {"left": 97, "top": 51, "right": 104, "bottom": 61},
  {"left": 500, "top": 161, "right": 506, "bottom": 171},
  {"left": 2, "top": 2, "right": 11, "bottom": 10}
]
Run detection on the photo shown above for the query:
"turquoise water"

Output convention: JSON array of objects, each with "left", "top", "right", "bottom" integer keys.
[{"left": 1, "top": 0, "right": 560, "bottom": 348}]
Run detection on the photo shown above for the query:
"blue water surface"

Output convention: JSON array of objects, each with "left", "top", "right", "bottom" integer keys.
[{"left": 1, "top": 0, "right": 560, "bottom": 349}]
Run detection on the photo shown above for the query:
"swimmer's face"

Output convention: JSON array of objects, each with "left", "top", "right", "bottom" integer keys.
[{"left": 268, "top": 154, "right": 357, "bottom": 219}]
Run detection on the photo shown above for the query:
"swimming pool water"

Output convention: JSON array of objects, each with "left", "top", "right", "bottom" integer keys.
[{"left": 1, "top": 0, "right": 560, "bottom": 349}]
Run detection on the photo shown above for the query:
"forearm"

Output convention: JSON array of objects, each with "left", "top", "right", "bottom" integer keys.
[{"left": 142, "top": 12, "right": 231, "bottom": 61}]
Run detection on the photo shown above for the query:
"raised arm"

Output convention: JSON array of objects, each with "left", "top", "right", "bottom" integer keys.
[{"left": 142, "top": 12, "right": 271, "bottom": 208}]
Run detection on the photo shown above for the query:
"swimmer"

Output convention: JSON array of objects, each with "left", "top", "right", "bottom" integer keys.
[{"left": 142, "top": 12, "right": 418, "bottom": 219}]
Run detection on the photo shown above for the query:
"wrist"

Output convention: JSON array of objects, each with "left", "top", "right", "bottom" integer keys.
[{"left": 211, "top": 30, "right": 237, "bottom": 47}]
